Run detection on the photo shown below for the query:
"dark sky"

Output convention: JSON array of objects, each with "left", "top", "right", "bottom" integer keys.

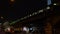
[{"left": 0, "top": 0, "right": 47, "bottom": 21}]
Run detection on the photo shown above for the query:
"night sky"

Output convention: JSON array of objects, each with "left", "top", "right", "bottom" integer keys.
[{"left": 0, "top": 0, "right": 47, "bottom": 22}]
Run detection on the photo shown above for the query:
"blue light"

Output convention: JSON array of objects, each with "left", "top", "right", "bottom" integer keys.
[
  {"left": 30, "top": 28, "right": 33, "bottom": 30},
  {"left": 47, "top": 0, "right": 52, "bottom": 5}
]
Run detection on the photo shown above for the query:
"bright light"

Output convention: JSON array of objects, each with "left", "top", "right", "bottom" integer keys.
[
  {"left": 46, "top": 6, "right": 50, "bottom": 9},
  {"left": 53, "top": 3, "right": 57, "bottom": 5},
  {"left": 23, "top": 27, "right": 29, "bottom": 32},
  {"left": 23, "top": 27, "right": 27, "bottom": 31},
  {"left": 7, "top": 28, "right": 10, "bottom": 31},
  {"left": 30, "top": 28, "right": 33, "bottom": 30},
  {"left": 38, "top": 9, "right": 43, "bottom": 13}
]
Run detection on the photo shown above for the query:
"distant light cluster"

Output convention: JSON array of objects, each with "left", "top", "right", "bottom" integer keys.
[
  {"left": 10, "top": 9, "right": 44, "bottom": 25},
  {"left": 20, "top": 9, "right": 43, "bottom": 20},
  {"left": 10, "top": 6, "right": 50, "bottom": 25}
]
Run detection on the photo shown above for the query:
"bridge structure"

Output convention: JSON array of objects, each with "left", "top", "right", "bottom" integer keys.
[
  {"left": 9, "top": 0, "right": 60, "bottom": 26},
  {"left": 9, "top": 6, "right": 51, "bottom": 25}
]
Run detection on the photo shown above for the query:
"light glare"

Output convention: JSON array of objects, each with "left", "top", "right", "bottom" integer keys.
[
  {"left": 53, "top": 3, "right": 57, "bottom": 5},
  {"left": 46, "top": 6, "right": 50, "bottom": 9}
]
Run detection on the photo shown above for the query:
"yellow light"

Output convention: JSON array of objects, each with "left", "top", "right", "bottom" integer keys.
[{"left": 10, "top": 0, "right": 15, "bottom": 2}]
